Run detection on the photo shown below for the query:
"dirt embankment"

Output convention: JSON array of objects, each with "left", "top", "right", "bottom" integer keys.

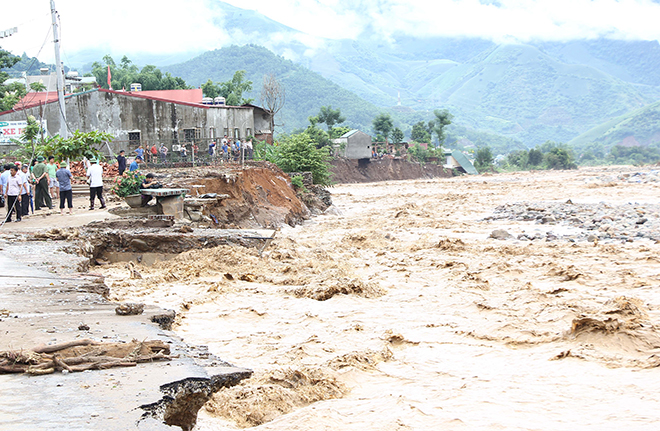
[
  {"left": 330, "top": 157, "right": 452, "bottom": 183},
  {"left": 176, "top": 163, "right": 311, "bottom": 228}
]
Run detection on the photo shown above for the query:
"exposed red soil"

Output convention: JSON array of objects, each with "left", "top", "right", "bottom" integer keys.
[{"left": 181, "top": 164, "right": 309, "bottom": 228}]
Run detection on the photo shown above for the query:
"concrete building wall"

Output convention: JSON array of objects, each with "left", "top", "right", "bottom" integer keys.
[
  {"left": 344, "top": 130, "right": 372, "bottom": 159},
  {"left": 0, "top": 89, "right": 267, "bottom": 152}
]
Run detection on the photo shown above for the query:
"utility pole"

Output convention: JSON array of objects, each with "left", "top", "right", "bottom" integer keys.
[{"left": 51, "top": 0, "right": 67, "bottom": 139}]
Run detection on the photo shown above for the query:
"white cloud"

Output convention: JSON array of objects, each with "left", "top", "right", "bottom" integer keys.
[
  {"left": 2, "top": 0, "right": 660, "bottom": 66},
  {"left": 221, "top": 0, "right": 660, "bottom": 43},
  {"left": 1, "top": 0, "right": 231, "bottom": 63}
]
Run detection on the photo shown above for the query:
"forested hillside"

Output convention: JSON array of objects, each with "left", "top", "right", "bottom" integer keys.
[
  {"left": 163, "top": 44, "right": 382, "bottom": 132},
  {"left": 312, "top": 39, "right": 655, "bottom": 146},
  {"left": 570, "top": 100, "right": 660, "bottom": 150}
]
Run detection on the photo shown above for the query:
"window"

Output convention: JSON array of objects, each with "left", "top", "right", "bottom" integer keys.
[
  {"left": 209, "top": 127, "right": 215, "bottom": 139},
  {"left": 184, "top": 128, "right": 195, "bottom": 142},
  {"left": 223, "top": 128, "right": 229, "bottom": 138},
  {"left": 234, "top": 128, "right": 240, "bottom": 139},
  {"left": 246, "top": 128, "right": 251, "bottom": 137},
  {"left": 128, "top": 131, "right": 140, "bottom": 145}
]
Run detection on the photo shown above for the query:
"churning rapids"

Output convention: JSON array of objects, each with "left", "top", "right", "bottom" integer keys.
[{"left": 101, "top": 166, "right": 660, "bottom": 430}]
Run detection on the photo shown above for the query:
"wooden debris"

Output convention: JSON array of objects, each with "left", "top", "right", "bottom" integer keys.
[
  {"left": 115, "top": 302, "right": 145, "bottom": 316},
  {"left": 0, "top": 339, "right": 171, "bottom": 375}
]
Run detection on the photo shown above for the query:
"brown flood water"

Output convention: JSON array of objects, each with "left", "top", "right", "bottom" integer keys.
[{"left": 102, "top": 166, "right": 660, "bottom": 430}]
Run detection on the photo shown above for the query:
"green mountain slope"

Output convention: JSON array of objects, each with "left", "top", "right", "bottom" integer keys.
[
  {"left": 312, "top": 41, "right": 652, "bottom": 146},
  {"left": 163, "top": 45, "right": 381, "bottom": 132},
  {"left": 569, "top": 100, "right": 660, "bottom": 149},
  {"left": 60, "top": 2, "right": 660, "bottom": 150}
]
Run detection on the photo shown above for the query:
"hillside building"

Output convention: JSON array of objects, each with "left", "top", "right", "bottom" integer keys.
[
  {"left": 332, "top": 129, "right": 372, "bottom": 159},
  {"left": 5, "top": 70, "right": 97, "bottom": 94},
  {"left": 0, "top": 88, "right": 273, "bottom": 153}
]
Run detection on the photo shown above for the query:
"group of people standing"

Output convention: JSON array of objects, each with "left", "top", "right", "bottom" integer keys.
[
  {"left": 2, "top": 156, "right": 107, "bottom": 224},
  {"left": 208, "top": 136, "right": 253, "bottom": 162}
]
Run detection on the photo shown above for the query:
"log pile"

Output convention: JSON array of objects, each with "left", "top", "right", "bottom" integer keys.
[{"left": 0, "top": 339, "right": 172, "bottom": 375}]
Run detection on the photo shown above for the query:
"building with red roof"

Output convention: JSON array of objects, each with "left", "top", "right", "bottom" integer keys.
[{"left": 0, "top": 88, "right": 273, "bottom": 152}]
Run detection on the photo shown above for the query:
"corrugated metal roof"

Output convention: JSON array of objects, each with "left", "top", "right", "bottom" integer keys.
[
  {"left": 341, "top": 129, "right": 360, "bottom": 138},
  {"left": 450, "top": 150, "right": 479, "bottom": 175},
  {"left": 1, "top": 88, "right": 264, "bottom": 116},
  {"left": 132, "top": 89, "right": 202, "bottom": 104}
]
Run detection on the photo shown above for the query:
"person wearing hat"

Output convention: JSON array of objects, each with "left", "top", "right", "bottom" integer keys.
[
  {"left": 56, "top": 161, "right": 74, "bottom": 215},
  {"left": 86, "top": 158, "right": 106, "bottom": 210},
  {"left": 32, "top": 156, "right": 53, "bottom": 211}
]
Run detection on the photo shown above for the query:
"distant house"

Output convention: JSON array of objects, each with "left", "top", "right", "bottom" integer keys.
[
  {"left": 5, "top": 70, "right": 97, "bottom": 94},
  {"left": 0, "top": 88, "right": 273, "bottom": 152},
  {"left": 332, "top": 130, "right": 372, "bottom": 159},
  {"left": 445, "top": 149, "right": 479, "bottom": 174}
]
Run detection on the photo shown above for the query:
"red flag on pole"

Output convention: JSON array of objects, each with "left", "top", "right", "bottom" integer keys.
[{"left": 107, "top": 65, "right": 112, "bottom": 90}]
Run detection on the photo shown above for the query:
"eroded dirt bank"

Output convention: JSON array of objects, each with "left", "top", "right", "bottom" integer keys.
[
  {"left": 97, "top": 166, "right": 660, "bottom": 430},
  {"left": 330, "top": 157, "right": 452, "bottom": 183}
]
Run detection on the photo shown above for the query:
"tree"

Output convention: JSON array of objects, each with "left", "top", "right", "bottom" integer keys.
[
  {"left": 305, "top": 117, "right": 331, "bottom": 148},
  {"left": 506, "top": 150, "right": 529, "bottom": 169},
  {"left": 11, "top": 115, "right": 42, "bottom": 159},
  {"left": 432, "top": 109, "right": 453, "bottom": 144},
  {"left": 220, "top": 70, "right": 253, "bottom": 105},
  {"left": 408, "top": 143, "right": 429, "bottom": 163},
  {"left": 392, "top": 128, "right": 404, "bottom": 144},
  {"left": 202, "top": 79, "right": 219, "bottom": 98},
  {"left": 271, "top": 133, "right": 333, "bottom": 186},
  {"left": 29, "top": 82, "right": 46, "bottom": 92},
  {"left": 544, "top": 147, "right": 577, "bottom": 170},
  {"left": 373, "top": 113, "right": 393, "bottom": 143},
  {"left": 316, "top": 106, "right": 345, "bottom": 131},
  {"left": 528, "top": 148, "right": 543, "bottom": 166},
  {"left": 410, "top": 121, "right": 431, "bottom": 143},
  {"left": 260, "top": 73, "right": 285, "bottom": 132},
  {"left": 0, "top": 47, "right": 21, "bottom": 111},
  {"left": 330, "top": 126, "right": 350, "bottom": 139},
  {"left": 13, "top": 128, "right": 111, "bottom": 162},
  {"left": 91, "top": 55, "right": 189, "bottom": 91},
  {"left": 474, "top": 147, "right": 494, "bottom": 172}
]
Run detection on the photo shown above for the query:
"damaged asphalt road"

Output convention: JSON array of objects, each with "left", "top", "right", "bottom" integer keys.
[{"left": 0, "top": 240, "right": 251, "bottom": 431}]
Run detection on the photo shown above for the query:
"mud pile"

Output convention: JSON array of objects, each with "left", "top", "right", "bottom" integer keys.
[
  {"left": 172, "top": 164, "right": 310, "bottom": 228},
  {"left": 205, "top": 366, "right": 345, "bottom": 428}
]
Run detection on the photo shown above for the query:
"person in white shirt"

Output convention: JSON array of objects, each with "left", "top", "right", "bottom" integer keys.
[
  {"left": 4, "top": 165, "right": 25, "bottom": 222},
  {"left": 18, "top": 163, "right": 31, "bottom": 217},
  {"left": 86, "top": 158, "right": 106, "bottom": 210},
  {"left": 0, "top": 164, "right": 11, "bottom": 196}
]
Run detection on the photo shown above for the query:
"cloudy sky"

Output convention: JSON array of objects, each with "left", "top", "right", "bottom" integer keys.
[{"left": 2, "top": 0, "right": 660, "bottom": 65}]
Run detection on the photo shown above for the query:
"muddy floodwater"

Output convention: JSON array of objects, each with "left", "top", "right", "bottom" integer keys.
[{"left": 101, "top": 166, "right": 660, "bottom": 430}]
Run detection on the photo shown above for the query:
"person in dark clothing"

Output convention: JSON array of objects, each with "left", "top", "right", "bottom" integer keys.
[
  {"left": 140, "top": 173, "right": 161, "bottom": 207},
  {"left": 56, "top": 162, "right": 74, "bottom": 215},
  {"left": 117, "top": 150, "right": 127, "bottom": 175},
  {"left": 32, "top": 156, "right": 52, "bottom": 210}
]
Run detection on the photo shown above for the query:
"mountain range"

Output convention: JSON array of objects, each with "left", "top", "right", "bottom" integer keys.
[
  {"left": 13, "top": 1, "right": 660, "bottom": 151},
  {"left": 168, "top": 2, "right": 660, "bottom": 150}
]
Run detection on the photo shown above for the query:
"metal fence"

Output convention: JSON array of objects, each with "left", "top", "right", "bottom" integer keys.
[{"left": 105, "top": 138, "right": 255, "bottom": 168}]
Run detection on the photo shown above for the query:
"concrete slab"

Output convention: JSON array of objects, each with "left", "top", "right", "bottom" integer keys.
[{"left": 0, "top": 244, "right": 251, "bottom": 430}]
